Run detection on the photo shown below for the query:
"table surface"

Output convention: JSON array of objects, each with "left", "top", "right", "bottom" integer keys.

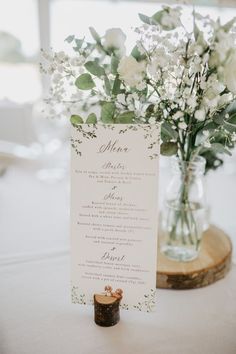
[{"left": 0, "top": 157, "right": 236, "bottom": 354}]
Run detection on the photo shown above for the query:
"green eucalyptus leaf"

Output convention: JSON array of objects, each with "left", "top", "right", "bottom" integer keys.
[
  {"left": 222, "top": 17, "right": 236, "bottom": 32},
  {"left": 86, "top": 113, "right": 97, "bottom": 124},
  {"left": 131, "top": 45, "right": 146, "bottom": 62},
  {"left": 193, "top": 22, "right": 200, "bottom": 41},
  {"left": 225, "top": 101, "right": 236, "bottom": 115},
  {"left": 89, "top": 27, "right": 101, "bottom": 44},
  {"left": 145, "top": 104, "right": 155, "bottom": 118},
  {"left": 202, "top": 121, "right": 219, "bottom": 131},
  {"left": 152, "top": 10, "right": 163, "bottom": 24},
  {"left": 191, "top": 121, "right": 206, "bottom": 135},
  {"left": 104, "top": 75, "right": 111, "bottom": 96},
  {"left": 112, "top": 76, "right": 122, "bottom": 95},
  {"left": 70, "top": 115, "right": 83, "bottom": 125},
  {"left": 160, "top": 142, "right": 178, "bottom": 156},
  {"left": 138, "top": 13, "right": 153, "bottom": 25},
  {"left": 74, "top": 38, "right": 84, "bottom": 49},
  {"left": 212, "top": 111, "right": 225, "bottom": 124},
  {"left": 65, "top": 35, "right": 74, "bottom": 43},
  {"left": 228, "top": 112, "right": 236, "bottom": 124},
  {"left": 111, "top": 55, "right": 119, "bottom": 75},
  {"left": 116, "top": 111, "right": 135, "bottom": 124},
  {"left": 152, "top": 9, "right": 178, "bottom": 30},
  {"left": 161, "top": 121, "right": 178, "bottom": 140},
  {"left": 85, "top": 61, "right": 105, "bottom": 77},
  {"left": 75, "top": 73, "right": 95, "bottom": 90},
  {"left": 223, "top": 121, "right": 236, "bottom": 133},
  {"left": 101, "top": 102, "right": 115, "bottom": 123}
]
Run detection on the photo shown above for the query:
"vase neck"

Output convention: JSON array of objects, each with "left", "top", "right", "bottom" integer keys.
[{"left": 171, "top": 156, "right": 206, "bottom": 176}]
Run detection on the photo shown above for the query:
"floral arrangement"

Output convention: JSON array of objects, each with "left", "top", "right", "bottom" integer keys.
[
  {"left": 41, "top": 5, "right": 236, "bottom": 172},
  {"left": 41, "top": 5, "right": 236, "bottom": 261}
]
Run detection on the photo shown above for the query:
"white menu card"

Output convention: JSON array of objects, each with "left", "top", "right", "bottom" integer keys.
[{"left": 71, "top": 124, "right": 159, "bottom": 312}]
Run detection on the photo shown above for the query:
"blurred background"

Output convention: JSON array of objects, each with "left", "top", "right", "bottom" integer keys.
[
  {"left": 1, "top": 0, "right": 236, "bottom": 144},
  {"left": 0, "top": 0, "right": 236, "bottom": 258}
]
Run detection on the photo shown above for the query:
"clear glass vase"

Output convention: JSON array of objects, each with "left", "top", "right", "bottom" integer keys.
[{"left": 161, "top": 156, "right": 207, "bottom": 262}]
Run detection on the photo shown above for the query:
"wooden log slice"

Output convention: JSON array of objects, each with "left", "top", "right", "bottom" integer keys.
[
  {"left": 94, "top": 294, "right": 120, "bottom": 327},
  {"left": 156, "top": 225, "right": 232, "bottom": 290}
]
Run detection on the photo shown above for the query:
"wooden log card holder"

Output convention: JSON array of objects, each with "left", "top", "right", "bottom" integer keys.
[{"left": 94, "top": 286, "right": 123, "bottom": 327}]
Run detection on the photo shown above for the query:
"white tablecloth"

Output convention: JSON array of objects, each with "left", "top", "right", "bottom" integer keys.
[{"left": 0, "top": 160, "right": 236, "bottom": 354}]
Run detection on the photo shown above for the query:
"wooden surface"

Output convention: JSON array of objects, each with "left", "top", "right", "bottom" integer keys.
[
  {"left": 94, "top": 294, "right": 117, "bottom": 305},
  {"left": 94, "top": 294, "right": 120, "bottom": 327},
  {"left": 156, "top": 225, "right": 232, "bottom": 289}
]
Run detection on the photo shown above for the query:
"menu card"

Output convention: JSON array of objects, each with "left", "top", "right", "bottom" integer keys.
[{"left": 70, "top": 124, "right": 159, "bottom": 312}]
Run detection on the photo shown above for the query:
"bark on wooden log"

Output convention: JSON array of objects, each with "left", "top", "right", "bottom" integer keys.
[
  {"left": 94, "top": 294, "right": 121, "bottom": 327},
  {"left": 156, "top": 225, "right": 232, "bottom": 290}
]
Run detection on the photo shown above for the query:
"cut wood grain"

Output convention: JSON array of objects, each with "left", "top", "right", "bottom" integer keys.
[
  {"left": 156, "top": 225, "right": 232, "bottom": 289},
  {"left": 94, "top": 294, "right": 120, "bottom": 326}
]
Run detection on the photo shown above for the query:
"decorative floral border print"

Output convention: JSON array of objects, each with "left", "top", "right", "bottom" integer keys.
[
  {"left": 71, "top": 123, "right": 160, "bottom": 160},
  {"left": 71, "top": 286, "right": 156, "bottom": 313},
  {"left": 71, "top": 123, "right": 159, "bottom": 313}
]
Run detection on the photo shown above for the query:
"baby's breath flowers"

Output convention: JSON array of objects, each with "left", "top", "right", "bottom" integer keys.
[
  {"left": 41, "top": 5, "right": 236, "bottom": 171},
  {"left": 135, "top": 6, "right": 236, "bottom": 170}
]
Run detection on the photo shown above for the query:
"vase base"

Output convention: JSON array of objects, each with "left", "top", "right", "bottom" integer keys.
[
  {"left": 157, "top": 226, "right": 232, "bottom": 289},
  {"left": 161, "top": 245, "right": 199, "bottom": 262}
]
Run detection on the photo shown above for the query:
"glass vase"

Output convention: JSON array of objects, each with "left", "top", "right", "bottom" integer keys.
[{"left": 161, "top": 156, "right": 207, "bottom": 262}]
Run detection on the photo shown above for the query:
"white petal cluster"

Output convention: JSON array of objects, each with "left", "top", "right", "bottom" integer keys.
[
  {"left": 118, "top": 56, "right": 146, "bottom": 88},
  {"left": 194, "top": 109, "right": 206, "bottom": 121},
  {"left": 104, "top": 28, "right": 126, "bottom": 56}
]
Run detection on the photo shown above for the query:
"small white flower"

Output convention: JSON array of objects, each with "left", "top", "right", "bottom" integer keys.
[
  {"left": 191, "top": 60, "right": 202, "bottom": 74},
  {"left": 195, "top": 109, "right": 206, "bottom": 121},
  {"left": 202, "top": 53, "right": 209, "bottom": 65},
  {"left": 149, "top": 117, "right": 156, "bottom": 124},
  {"left": 187, "top": 96, "right": 197, "bottom": 109},
  {"left": 178, "top": 121, "right": 187, "bottom": 130},
  {"left": 195, "top": 44, "right": 204, "bottom": 55},
  {"left": 135, "top": 108, "right": 145, "bottom": 118},
  {"left": 203, "top": 130, "right": 210, "bottom": 137},
  {"left": 136, "top": 81, "right": 146, "bottom": 91},
  {"left": 203, "top": 141, "right": 211, "bottom": 148},
  {"left": 56, "top": 51, "right": 67, "bottom": 62},
  {"left": 131, "top": 92, "right": 139, "bottom": 100},
  {"left": 126, "top": 95, "right": 133, "bottom": 104},
  {"left": 117, "top": 94, "right": 126, "bottom": 105},
  {"left": 209, "top": 51, "right": 220, "bottom": 68},
  {"left": 128, "top": 104, "right": 134, "bottom": 111},
  {"left": 41, "top": 50, "right": 53, "bottom": 61},
  {"left": 232, "top": 132, "right": 236, "bottom": 142},
  {"left": 208, "top": 97, "right": 219, "bottom": 109},
  {"left": 183, "top": 87, "right": 191, "bottom": 98},
  {"left": 200, "top": 77, "right": 207, "bottom": 90},
  {"left": 69, "top": 57, "right": 84, "bottom": 66},
  {"left": 118, "top": 56, "right": 146, "bottom": 88},
  {"left": 103, "top": 28, "right": 126, "bottom": 56},
  {"left": 172, "top": 111, "right": 183, "bottom": 120},
  {"left": 218, "top": 93, "right": 233, "bottom": 107}
]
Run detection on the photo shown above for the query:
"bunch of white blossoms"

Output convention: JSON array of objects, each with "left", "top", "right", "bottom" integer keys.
[
  {"left": 42, "top": 5, "right": 236, "bottom": 169},
  {"left": 132, "top": 6, "right": 236, "bottom": 164}
]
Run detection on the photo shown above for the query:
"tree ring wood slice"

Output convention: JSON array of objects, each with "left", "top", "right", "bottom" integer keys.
[
  {"left": 156, "top": 225, "right": 232, "bottom": 289},
  {"left": 94, "top": 294, "right": 120, "bottom": 327}
]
